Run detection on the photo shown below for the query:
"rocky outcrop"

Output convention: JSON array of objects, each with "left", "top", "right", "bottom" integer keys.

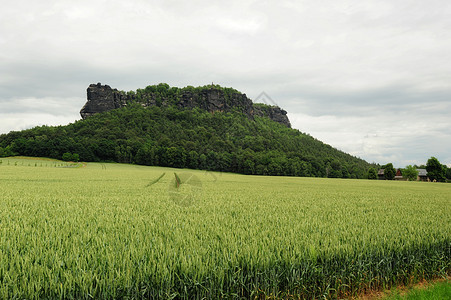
[
  {"left": 80, "top": 83, "right": 291, "bottom": 127},
  {"left": 80, "top": 83, "right": 130, "bottom": 119},
  {"left": 253, "top": 105, "right": 291, "bottom": 128},
  {"left": 176, "top": 89, "right": 254, "bottom": 117}
]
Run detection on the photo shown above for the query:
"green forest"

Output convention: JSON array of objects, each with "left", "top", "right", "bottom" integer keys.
[{"left": 0, "top": 102, "right": 374, "bottom": 178}]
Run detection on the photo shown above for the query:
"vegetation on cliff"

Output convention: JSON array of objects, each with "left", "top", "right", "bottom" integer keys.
[
  {"left": 80, "top": 83, "right": 291, "bottom": 127},
  {"left": 0, "top": 103, "right": 374, "bottom": 178}
]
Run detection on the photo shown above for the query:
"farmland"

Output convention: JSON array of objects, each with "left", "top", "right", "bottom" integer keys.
[{"left": 0, "top": 157, "right": 449, "bottom": 299}]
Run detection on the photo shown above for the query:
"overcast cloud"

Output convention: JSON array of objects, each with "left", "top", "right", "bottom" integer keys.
[{"left": 1, "top": 0, "right": 450, "bottom": 167}]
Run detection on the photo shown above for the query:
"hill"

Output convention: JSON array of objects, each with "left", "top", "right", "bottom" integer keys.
[{"left": 0, "top": 83, "right": 374, "bottom": 178}]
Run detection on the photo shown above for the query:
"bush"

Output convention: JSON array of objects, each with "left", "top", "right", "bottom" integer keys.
[{"left": 62, "top": 153, "right": 72, "bottom": 161}]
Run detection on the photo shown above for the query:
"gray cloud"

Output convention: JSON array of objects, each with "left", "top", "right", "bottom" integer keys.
[{"left": 1, "top": 0, "right": 450, "bottom": 166}]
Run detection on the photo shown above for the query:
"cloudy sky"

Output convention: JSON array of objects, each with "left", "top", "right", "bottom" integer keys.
[{"left": 1, "top": 0, "right": 450, "bottom": 167}]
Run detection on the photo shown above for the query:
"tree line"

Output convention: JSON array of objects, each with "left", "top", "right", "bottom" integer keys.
[{"left": 0, "top": 104, "right": 375, "bottom": 178}]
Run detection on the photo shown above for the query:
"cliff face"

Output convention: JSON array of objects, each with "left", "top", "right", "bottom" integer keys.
[
  {"left": 80, "top": 83, "right": 291, "bottom": 127},
  {"left": 80, "top": 83, "right": 129, "bottom": 119},
  {"left": 175, "top": 88, "right": 254, "bottom": 116},
  {"left": 253, "top": 105, "right": 290, "bottom": 127}
]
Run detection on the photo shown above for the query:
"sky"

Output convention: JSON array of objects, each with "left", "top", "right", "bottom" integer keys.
[{"left": 1, "top": 0, "right": 450, "bottom": 167}]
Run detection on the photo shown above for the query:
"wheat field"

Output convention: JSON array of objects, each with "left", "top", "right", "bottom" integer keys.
[{"left": 0, "top": 157, "right": 449, "bottom": 299}]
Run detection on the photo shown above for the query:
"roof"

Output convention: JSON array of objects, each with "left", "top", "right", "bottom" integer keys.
[
  {"left": 378, "top": 169, "right": 384, "bottom": 175},
  {"left": 417, "top": 169, "right": 428, "bottom": 176}
]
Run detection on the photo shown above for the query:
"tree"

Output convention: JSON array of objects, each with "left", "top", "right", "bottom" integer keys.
[
  {"left": 243, "top": 159, "right": 255, "bottom": 175},
  {"left": 166, "top": 147, "right": 186, "bottom": 168},
  {"left": 367, "top": 167, "right": 377, "bottom": 180},
  {"left": 383, "top": 163, "right": 395, "bottom": 180},
  {"left": 72, "top": 153, "right": 80, "bottom": 162},
  {"left": 62, "top": 152, "right": 72, "bottom": 161},
  {"left": 441, "top": 164, "right": 448, "bottom": 181},
  {"left": 0, "top": 146, "right": 13, "bottom": 157},
  {"left": 199, "top": 154, "right": 207, "bottom": 169},
  {"left": 328, "top": 160, "right": 343, "bottom": 178},
  {"left": 426, "top": 157, "right": 445, "bottom": 182},
  {"left": 403, "top": 165, "right": 419, "bottom": 181},
  {"left": 187, "top": 150, "right": 199, "bottom": 169}
]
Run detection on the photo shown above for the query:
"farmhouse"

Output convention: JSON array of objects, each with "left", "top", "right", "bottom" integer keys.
[
  {"left": 394, "top": 169, "right": 406, "bottom": 181},
  {"left": 417, "top": 169, "right": 429, "bottom": 182},
  {"left": 378, "top": 168, "right": 429, "bottom": 181}
]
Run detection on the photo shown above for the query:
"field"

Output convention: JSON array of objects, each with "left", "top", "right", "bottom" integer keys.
[{"left": 0, "top": 157, "right": 449, "bottom": 299}]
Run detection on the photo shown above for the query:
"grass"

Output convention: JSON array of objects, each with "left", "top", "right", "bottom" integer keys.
[
  {"left": 383, "top": 280, "right": 450, "bottom": 299},
  {"left": 0, "top": 157, "right": 449, "bottom": 299}
]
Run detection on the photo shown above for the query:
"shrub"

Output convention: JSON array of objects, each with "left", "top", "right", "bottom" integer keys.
[
  {"left": 72, "top": 153, "right": 80, "bottom": 162},
  {"left": 62, "top": 152, "right": 73, "bottom": 161}
]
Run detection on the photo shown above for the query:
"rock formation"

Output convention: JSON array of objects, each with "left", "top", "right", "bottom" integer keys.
[
  {"left": 80, "top": 83, "right": 129, "bottom": 119},
  {"left": 253, "top": 105, "right": 290, "bottom": 127},
  {"left": 80, "top": 83, "right": 291, "bottom": 127}
]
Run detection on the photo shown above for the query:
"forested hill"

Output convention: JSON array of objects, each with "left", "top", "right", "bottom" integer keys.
[{"left": 0, "top": 84, "right": 374, "bottom": 178}]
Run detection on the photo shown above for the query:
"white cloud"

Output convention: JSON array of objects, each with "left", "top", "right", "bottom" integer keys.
[
  {"left": 289, "top": 100, "right": 451, "bottom": 167},
  {"left": 0, "top": 112, "right": 78, "bottom": 134},
  {"left": 0, "top": 0, "right": 450, "bottom": 166}
]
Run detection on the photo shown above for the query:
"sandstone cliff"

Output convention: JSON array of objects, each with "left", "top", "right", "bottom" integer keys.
[
  {"left": 80, "top": 83, "right": 291, "bottom": 128},
  {"left": 80, "top": 83, "right": 128, "bottom": 119}
]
